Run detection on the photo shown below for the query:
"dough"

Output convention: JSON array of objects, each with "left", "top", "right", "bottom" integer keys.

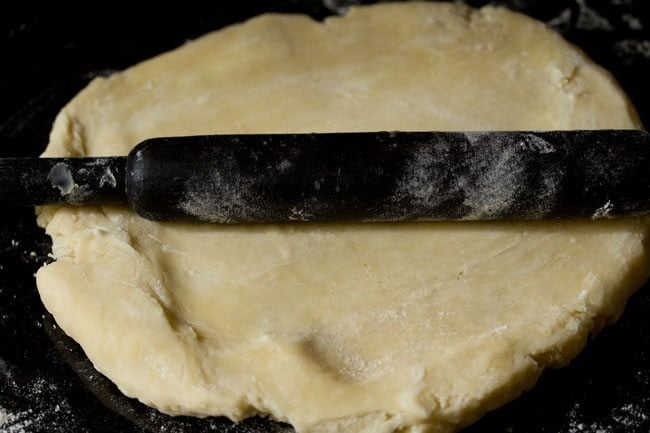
[{"left": 36, "top": 3, "right": 649, "bottom": 433}]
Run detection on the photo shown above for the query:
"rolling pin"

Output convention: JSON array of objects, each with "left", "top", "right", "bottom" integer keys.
[{"left": 1, "top": 130, "right": 648, "bottom": 223}]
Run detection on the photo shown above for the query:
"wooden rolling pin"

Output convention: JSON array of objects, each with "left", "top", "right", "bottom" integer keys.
[{"left": 1, "top": 130, "right": 648, "bottom": 223}]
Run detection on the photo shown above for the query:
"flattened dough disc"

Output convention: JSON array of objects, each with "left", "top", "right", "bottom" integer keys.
[{"left": 36, "top": 3, "right": 650, "bottom": 433}]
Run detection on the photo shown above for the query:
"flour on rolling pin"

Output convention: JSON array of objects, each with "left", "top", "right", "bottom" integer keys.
[
  {"left": 391, "top": 132, "right": 564, "bottom": 221},
  {"left": 119, "top": 130, "right": 650, "bottom": 224}
]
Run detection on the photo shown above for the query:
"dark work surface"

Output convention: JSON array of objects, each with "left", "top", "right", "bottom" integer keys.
[{"left": 0, "top": 1, "right": 649, "bottom": 432}]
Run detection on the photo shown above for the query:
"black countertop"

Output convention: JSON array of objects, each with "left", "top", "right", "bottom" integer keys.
[{"left": 1, "top": 1, "right": 649, "bottom": 432}]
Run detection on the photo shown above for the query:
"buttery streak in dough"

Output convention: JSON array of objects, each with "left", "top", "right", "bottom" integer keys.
[{"left": 36, "top": 3, "right": 649, "bottom": 433}]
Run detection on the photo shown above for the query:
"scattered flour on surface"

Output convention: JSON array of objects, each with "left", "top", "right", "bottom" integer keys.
[
  {"left": 547, "top": 2, "right": 644, "bottom": 33},
  {"left": 0, "top": 407, "right": 44, "bottom": 433},
  {"left": 0, "top": 354, "right": 78, "bottom": 433},
  {"left": 592, "top": 200, "right": 614, "bottom": 220},
  {"left": 565, "top": 400, "right": 649, "bottom": 433},
  {"left": 574, "top": 0, "right": 614, "bottom": 31},
  {"left": 614, "top": 39, "right": 650, "bottom": 64},
  {"left": 621, "top": 13, "right": 643, "bottom": 30},
  {"left": 612, "top": 403, "right": 649, "bottom": 427},
  {"left": 547, "top": 8, "right": 573, "bottom": 32},
  {"left": 322, "top": 0, "right": 354, "bottom": 15}
]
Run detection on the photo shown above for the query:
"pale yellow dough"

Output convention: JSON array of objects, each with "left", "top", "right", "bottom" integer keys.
[{"left": 36, "top": 3, "right": 649, "bottom": 433}]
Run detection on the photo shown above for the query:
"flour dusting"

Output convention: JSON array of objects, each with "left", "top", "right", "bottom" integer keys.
[
  {"left": 180, "top": 171, "right": 249, "bottom": 223},
  {"left": 178, "top": 149, "right": 272, "bottom": 223},
  {"left": 516, "top": 134, "right": 556, "bottom": 154},
  {"left": 392, "top": 147, "right": 441, "bottom": 209},
  {"left": 462, "top": 143, "right": 524, "bottom": 219},
  {"left": 390, "top": 132, "right": 563, "bottom": 220},
  {"left": 621, "top": 13, "right": 643, "bottom": 30},
  {"left": 47, "top": 163, "right": 75, "bottom": 195},
  {"left": 547, "top": 8, "right": 573, "bottom": 32},
  {"left": 575, "top": 0, "right": 614, "bottom": 31},
  {"left": 592, "top": 200, "right": 615, "bottom": 219},
  {"left": 0, "top": 407, "right": 42, "bottom": 433},
  {"left": 46, "top": 162, "right": 91, "bottom": 203},
  {"left": 322, "top": 0, "right": 354, "bottom": 15},
  {"left": 99, "top": 166, "right": 117, "bottom": 188},
  {"left": 614, "top": 39, "right": 650, "bottom": 64},
  {"left": 564, "top": 399, "right": 649, "bottom": 432}
]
